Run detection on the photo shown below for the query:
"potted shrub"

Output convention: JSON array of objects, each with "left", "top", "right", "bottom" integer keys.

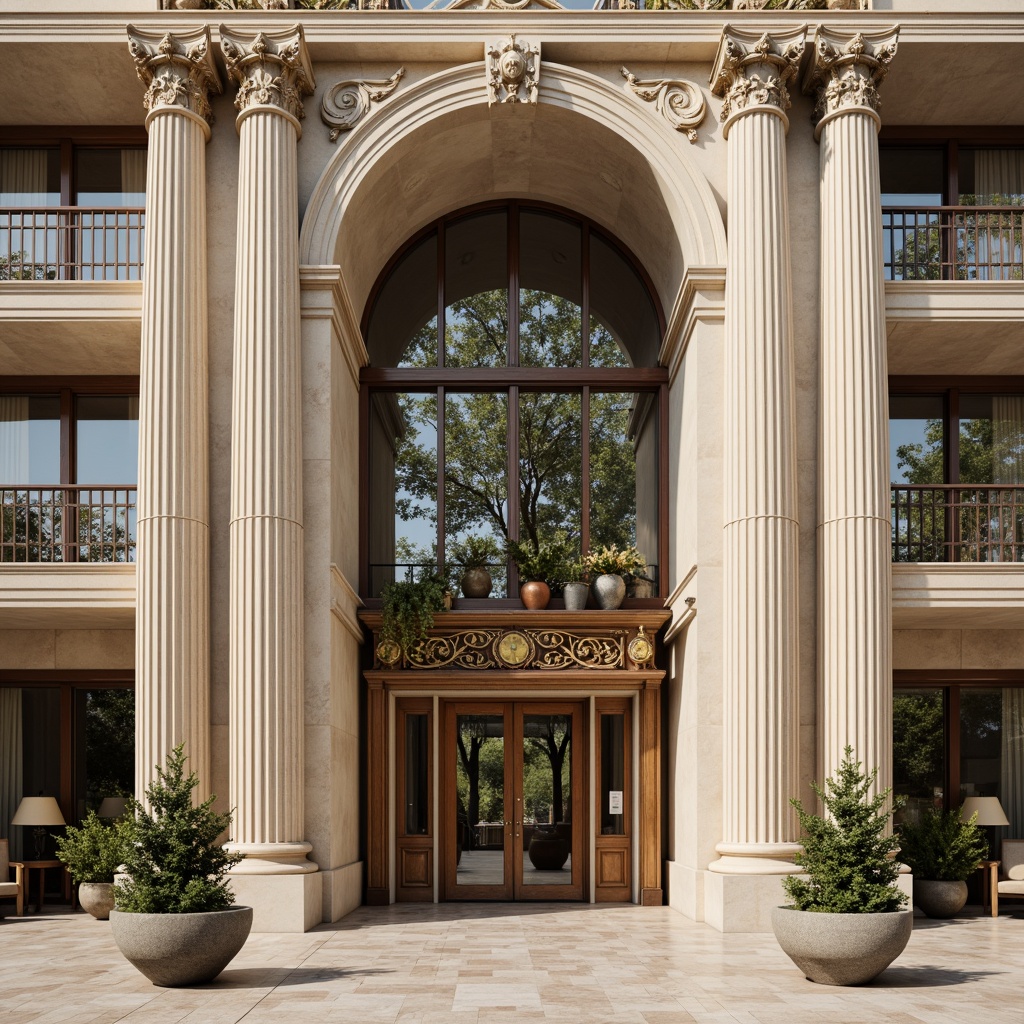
[
  {"left": 561, "top": 559, "right": 590, "bottom": 611},
  {"left": 508, "top": 537, "right": 575, "bottom": 609},
  {"left": 897, "top": 807, "right": 986, "bottom": 918},
  {"left": 771, "top": 747, "right": 913, "bottom": 986},
  {"left": 582, "top": 544, "right": 648, "bottom": 609},
  {"left": 379, "top": 569, "right": 452, "bottom": 661},
  {"left": 449, "top": 535, "right": 502, "bottom": 599},
  {"left": 109, "top": 745, "right": 251, "bottom": 988},
  {"left": 54, "top": 809, "right": 127, "bottom": 920}
]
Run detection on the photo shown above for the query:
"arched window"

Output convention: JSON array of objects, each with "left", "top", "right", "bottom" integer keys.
[{"left": 360, "top": 201, "right": 667, "bottom": 601}]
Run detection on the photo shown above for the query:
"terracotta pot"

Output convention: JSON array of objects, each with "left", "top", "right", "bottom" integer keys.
[
  {"left": 460, "top": 567, "right": 493, "bottom": 598},
  {"left": 591, "top": 574, "right": 626, "bottom": 610},
  {"left": 520, "top": 581, "right": 550, "bottom": 609},
  {"left": 563, "top": 581, "right": 589, "bottom": 610}
]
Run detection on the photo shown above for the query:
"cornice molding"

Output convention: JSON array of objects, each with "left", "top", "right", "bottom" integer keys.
[
  {"left": 126, "top": 23, "right": 222, "bottom": 133},
  {"left": 801, "top": 24, "right": 899, "bottom": 138},
  {"left": 299, "top": 264, "right": 369, "bottom": 391},
  {"left": 710, "top": 24, "right": 805, "bottom": 137},
  {"left": 660, "top": 265, "right": 726, "bottom": 385},
  {"left": 220, "top": 23, "right": 316, "bottom": 128}
]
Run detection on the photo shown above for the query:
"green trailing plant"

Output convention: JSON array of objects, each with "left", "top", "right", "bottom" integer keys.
[
  {"left": 380, "top": 570, "right": 450, "bottom": 653},
  {"left": 54, "top": 810, "right": 128, "bottom": 884},
  {"left": 508, "top": 536, "right": 576, "bottom": 585},
  {"left": 449, "top": 535, "right": 502, "bottom": 570},
  {"left": 582, "top": 543, "right": 648, "bottom": 581},
  {"left": 783, "top": 746, "right": 908, "bottom": 914},
  {"left": 897, "top": 808, "right": 987, "bottom": 882},
  {"left": 115, "top": 744, "right": 243, "bottom": 914}
]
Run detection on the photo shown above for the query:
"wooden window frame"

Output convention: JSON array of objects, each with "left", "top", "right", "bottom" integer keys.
[{"left": 359, "top": 201, "right": 670, "bottom": 602}]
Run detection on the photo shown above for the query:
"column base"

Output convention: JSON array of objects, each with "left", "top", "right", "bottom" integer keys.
[
  {"left": 704, "top": 870, "right": 791, "bottom": 932},
  {"left": 709, "top": 842, "right": 803, "bottom": 875},
  {"left": 225, "top": 841, "right": 319, "bottom": 874},
  {"left": 228, "top": 871, "right": 323, "bottom": 933}
]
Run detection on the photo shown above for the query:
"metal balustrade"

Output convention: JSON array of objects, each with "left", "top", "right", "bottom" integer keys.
[
  {"left": 891, "top": 485, "right": 1024, "bottom": 563},
  {"left": 1, "top": 486, "right": 137, "bottom": 563},
  {"left": 883, "top": 206, "right": 1024, "bottom": 281},
  {"left": 0, "top": 208, "right": 145, "bottom": 281}
]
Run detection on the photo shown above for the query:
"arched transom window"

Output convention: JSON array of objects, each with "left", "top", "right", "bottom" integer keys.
[{"left": 361, "top": 201, "right": 667, "bottom": 601}]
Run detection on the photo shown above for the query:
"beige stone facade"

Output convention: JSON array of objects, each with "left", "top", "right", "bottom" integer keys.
[{"left": 2, "top": 0, "right": 1024, "bottom": 934}]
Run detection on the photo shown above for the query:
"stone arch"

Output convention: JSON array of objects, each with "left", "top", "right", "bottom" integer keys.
[{"left": 299, "top": 60, "right": 727, "bottom": 323}]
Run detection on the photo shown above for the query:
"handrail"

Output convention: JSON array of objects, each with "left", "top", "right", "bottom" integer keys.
[
  {"left": 1, "top": 485, "right": 137, "bottom": 563},
  {"left": 0, "top": 207, "right": 145, "bottom": 282},
  {"left": 891, "top": 484, "right": 1024, "bottom": 563},
  {"left": 882, "top": 205, "right": 1024, "bottom": 282}
]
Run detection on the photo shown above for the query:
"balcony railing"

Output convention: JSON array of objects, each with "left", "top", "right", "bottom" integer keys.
[
  {"left": 0, "top": 208, "right": 145, "bottom": 282},
  {"left": 883, "top": 206, "right": 1024, "bottom": 282},
  {"left": 1, "top": 486, "right": 137, "bottom": 563},
  {"left": 892, "top": 484, "right": 1024, "bottom": 563}
]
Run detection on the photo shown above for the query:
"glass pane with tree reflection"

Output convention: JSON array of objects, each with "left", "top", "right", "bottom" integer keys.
[
  {"left": 455, "top": 714, "right": 505, "bottom": 887},
  {"left": 892, "top": 688, "right": 944, "bottom": 825}
]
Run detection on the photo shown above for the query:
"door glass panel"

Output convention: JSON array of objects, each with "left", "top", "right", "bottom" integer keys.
[
  {"left": 455, "top": 714, "right": 505, "bottom": 888},
  {"left": 404, "top": 713, "right": 428, "bottom": 836},
  {"left": 892, "top": 688, "right": 944, "bottom": 826},
  {"left": 521, "top": 713, "right": 572, "bottom": 886},
  {"left": 600, "top": 713, "right": 626, "bottom": 836}
]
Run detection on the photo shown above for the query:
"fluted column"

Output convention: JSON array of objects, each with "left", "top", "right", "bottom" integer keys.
[
  {"left": 709, "top": 27, "right": 805, "bottom": 876},
  {"left": 127, "top": 26, "right": 221, "bottom": 800},
  {"left": 220, "top": 25, "right": 317, "bottom": 874},
  {"left": 803, "top": 27, "right": 900, "bottom": 791}
]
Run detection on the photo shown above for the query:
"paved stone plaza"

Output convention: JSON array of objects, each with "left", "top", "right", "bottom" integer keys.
[{"left": 0, "top": 904, "right": 1021, "bottom": 1024}]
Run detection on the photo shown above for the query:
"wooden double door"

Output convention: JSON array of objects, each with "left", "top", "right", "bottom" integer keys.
[{"left": 442, "top": 701, "right": 584, "bottom": 901}]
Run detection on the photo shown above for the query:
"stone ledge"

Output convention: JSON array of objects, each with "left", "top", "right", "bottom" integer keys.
[
  {"left": 892, "top": 561, "right": 1024, "bottom": 628},
  {"left": 0, "top": 563, "right": 136, "bottom": 628}
]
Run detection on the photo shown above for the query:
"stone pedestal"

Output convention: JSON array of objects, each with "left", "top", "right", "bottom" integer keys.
[
  {"left": 127, "top": 25, "right": 220, "bottom": 799},
  {"left": 708, "top": 27, "right": 805, "bottom": 889},
  {"left": 804, "top": 26, "right": 899, "bottom": 790},
  {"left": 220, "top": 25, "right": 319, "bottom": 919}
]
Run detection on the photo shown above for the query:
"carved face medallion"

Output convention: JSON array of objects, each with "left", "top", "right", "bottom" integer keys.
[
  {"left": 496, "top": 630, "right": 533, "bottom": 667},
  {"left": 499, "top": 49, "right": 527, "bottom": 84}
]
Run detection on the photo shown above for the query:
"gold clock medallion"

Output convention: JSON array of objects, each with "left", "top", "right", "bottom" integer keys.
[
  {"left": 627, "top": 627, "right": 654, "bottom": 665},
  {"left": 496, "top": 630, "right": 534, "bottom": 667},
  {"left": 376, "top": 639, "right": 402, "bottom": 666}
]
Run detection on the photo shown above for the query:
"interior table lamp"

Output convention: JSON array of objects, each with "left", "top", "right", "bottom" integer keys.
[
  {"left": 11, "top": 796, "right": 66, "bottom": 861},
  {"left": 97, "top": 797, "right": 129, "bottom": 819},
  {"left": 961, "top": 796, "right": 1010, "bottom": 858}
]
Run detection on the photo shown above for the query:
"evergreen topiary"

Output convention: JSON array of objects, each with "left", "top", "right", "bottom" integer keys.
[
  {"left": 783, "top": 746, "right": 908, "bottom": 914},
  {"left": 54, "top": 810, "right": 127, "bottom": 884},
  {"left": 897, "top": 808, "right": 987, "bottom": 881},
  {"left": 115, "top": 744, "right": 243, "bottom": 914}
]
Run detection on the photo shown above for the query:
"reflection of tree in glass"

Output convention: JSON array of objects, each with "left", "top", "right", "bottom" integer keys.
[
  {"left": 85, "top": 689, "right": 134, "bottom": 811},
  {"left": 394, "top": 292, "right": 639, "bottom": 556},
  {"left": 523, "top": 719, "right": 570, "bottom": 825},
  {"left": 892, "top": 691, "right": 944, "bottom": 822}
]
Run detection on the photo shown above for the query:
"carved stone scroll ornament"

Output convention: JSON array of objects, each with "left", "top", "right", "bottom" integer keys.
[
  {"left": 219, "top": 25, "right": 316, "bottom": 125},
  {"left": 620, "top": 68, "right": 706, "bottom": 143},
  {"left": 486, "top": 35, "right": 540, "bottom": 106},
  {"left": 801, "top": 26, "right": 899, "bottom": 137},
  {"left": 709, "top": 27, "right": 806, "bottom": 136},
  {"left": 127, "top": 25, "right": 222, "bottom": 128},
  {"left": 321, "top": 69, "right": 405, "bottom": 142}
]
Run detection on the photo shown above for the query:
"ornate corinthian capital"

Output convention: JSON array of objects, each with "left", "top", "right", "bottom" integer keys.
[
  {"left": 219, "top": 25, "right": 316, "bottom": 126},
  {"left": 710, "top": 26, "right": 806, "bottom": 136},
  {"left": 127, "top": 24, "right": 222, "bottom": 130},
  {"left": 801, "top": 26, "right": 899, "bottom": 137}
]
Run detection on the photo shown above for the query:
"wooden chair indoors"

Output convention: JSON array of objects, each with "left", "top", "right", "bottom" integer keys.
[
  {"left": 993, "top": 839, "right": 1024, "bottom": 916},
  {"left": 0, "top": 838, "right": 25, "bottom": 918}
]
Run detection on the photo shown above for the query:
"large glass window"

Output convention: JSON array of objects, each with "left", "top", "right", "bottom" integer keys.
[{"left": 363, "top": 203, "right": 666, "bottom": 599}]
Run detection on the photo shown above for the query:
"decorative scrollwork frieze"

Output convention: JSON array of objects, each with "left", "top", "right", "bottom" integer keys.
[
  {"left": 802, "top": 26, "right": 899, "bottom": 135},
  {"left": 486, "top": 35, "right": 540, "bottom": 106},
  {"left": 620, "top": 68, "right": 706, "bottom": 143},
  {"left": 127, "top": 25, "right": 222, "bottom": 128},
  {"left": 321, "top": 69, "right": 405, "bottom": 142},
  {"left": 220, "top": 25, "right": 316, "bottom": 125},
  {"left": 710, "top": 27, "right": 806, "bottom": 135}
]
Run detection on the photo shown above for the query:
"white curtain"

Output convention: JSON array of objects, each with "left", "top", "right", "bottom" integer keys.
[
  {"left": 1001, "top": 688, "right": 1024, "bottom": 843},
  {"left": 0, "top": 689, "right": 23, "bottom": 863},
  {"left": 0, "top": 149, "right": 48, "bottom": 201},
  {"left": 992, "top": 396, "right": 1024, "bottom": 486},
  {"left": 120, "top": 150, "right": 147, "bottom": 199},
  {"left": 0, "top": 396, "right": 29, "bottom": 484},
  {"left": 972, "top": 150, "right": 1024, "bottom": 280}
]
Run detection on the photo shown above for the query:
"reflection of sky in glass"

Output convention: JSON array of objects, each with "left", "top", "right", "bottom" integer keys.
[
  {"left": 395, "top": 393, "right": 437, "bottom": 561},
  {"left": 889, "top": 418, "right": 939, "bottom": 484},
  {"left": 77, "top": 410, "right": 139, "bottom": 484}
]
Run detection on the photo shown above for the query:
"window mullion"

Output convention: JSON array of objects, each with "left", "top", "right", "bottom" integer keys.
[
  {"left": 436, "top": 385, "right": 445, "bottom": 577},
  {"left": 581, "top": 386, "right": 591, "bottom": 556},
  {"left": 508, "top": 384, "right": 520, "bottom": 592}
]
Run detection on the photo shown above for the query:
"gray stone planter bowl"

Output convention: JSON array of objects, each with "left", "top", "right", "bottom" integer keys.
[
  {"left": 914, "top": 879, "right": 968, "bottom": 919},
  {"left": 110, "top": 906, "right": 253, "bottom": 987},
  {"left": 563, "top": 581, "right": 589, "bottom": 610},
  {"left": 770, "top": 906, "right": 913, "bottom": 986},
  {"left": 78, "top": 882, "right": 115, "bottom": 920}
]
